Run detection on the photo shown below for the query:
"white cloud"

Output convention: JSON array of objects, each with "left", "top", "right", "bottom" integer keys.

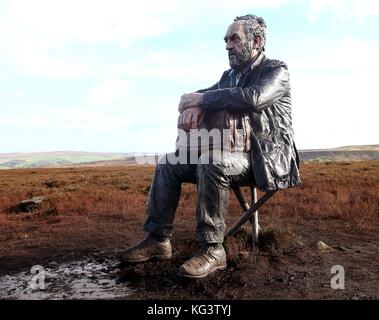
[
  {"left": 2, "top": 0, "right": 175, "bottom": 47},
  {"left": 123, "top": 52, "right": 227, "bottom": 85},
  {"left": 52, "top": 107, "right": 132, "bottom": 132},
  {"left": 12, "top": 49, "right": 88, "bottom": 79},
  {"left": 1, "top": 0, "right": 288, "bottom": 48},
  {"left": 0, "top": 0, "right": 177, "bottom": 79},
  {"left": 290, "top": 36, "right": 379, "bottom": 149},
  {"left": 0, "top": 0, "right": 289, "bottom": 80},
  {"left": 0, "top": 89, "right": 24, "bottom": 99},
  {"left": 2, "top": 0, "right": 377, "bottom": 152},
  {"left": 289, "top": 36, "right": 379, "bottom": 73},
  {"left": 190, "top": 0, "right": 288, "bottom": 11},
  {"left": 0, "top": 107, "right": 131, "bottom": 133},
  {"left": 88, "top": 78, "right": 131, "bottom": 106},
  {"left": 308, "top": 0, "right": 379, "bottom": 24}
]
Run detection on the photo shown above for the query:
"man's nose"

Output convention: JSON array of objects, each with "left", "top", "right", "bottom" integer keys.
[{"left": 226, "top": 40, "right": 234, "bottom": 50}]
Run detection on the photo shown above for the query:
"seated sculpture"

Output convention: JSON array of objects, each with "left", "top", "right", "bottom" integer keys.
[{"left": 116, "top": 14, "right": 301, "bottom": 279}]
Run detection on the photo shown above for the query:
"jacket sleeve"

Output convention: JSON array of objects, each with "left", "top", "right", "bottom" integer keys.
[
  {"left": 195, "top": 82, "right": 219, "bottom": 93},
  {"left": 202, "top": 63, "right": 289, "bottom": 113}
]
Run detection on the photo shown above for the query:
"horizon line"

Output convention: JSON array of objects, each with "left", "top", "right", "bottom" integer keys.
[{"left": 0, "top": 144, "right": 378, "bottom": 155}]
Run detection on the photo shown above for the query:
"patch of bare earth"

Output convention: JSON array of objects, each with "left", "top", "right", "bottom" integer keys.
[{"left": 0, "top": 161, "right": 378, "bottom": 299}]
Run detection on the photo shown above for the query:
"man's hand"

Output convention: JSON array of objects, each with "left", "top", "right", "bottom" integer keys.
[
  {"left": 177, "top": 107, "right": 204, "bottom": 132},
  {"left": 178, "top": 93, "right": 204, "bottom": 113}
]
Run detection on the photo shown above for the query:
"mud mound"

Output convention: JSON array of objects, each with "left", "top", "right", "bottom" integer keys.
[
  {"left": 117, "top": 227, "right": 305, "bottom": 299},
  {"left": 224, "top": 227, "right": 303, "bottom": 260},
  {"left": 258, "top": 228, "right": 303, "bottom": 257}
]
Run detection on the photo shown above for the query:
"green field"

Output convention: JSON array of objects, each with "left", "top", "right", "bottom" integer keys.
[{"left": 0, "top": 152, "right": 130, "bottom": 169}]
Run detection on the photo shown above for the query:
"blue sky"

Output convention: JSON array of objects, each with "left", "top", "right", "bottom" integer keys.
[{"left": 0, "top": 0, "right": 378, "bottom": 153}]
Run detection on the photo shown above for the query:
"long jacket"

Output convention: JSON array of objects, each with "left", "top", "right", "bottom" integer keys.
[{"left": 198, "top": 53, "right": 301, "bottom": 192}]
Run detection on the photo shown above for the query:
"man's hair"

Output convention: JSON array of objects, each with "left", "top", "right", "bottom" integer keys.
[{"left": 234, "top": 14, "right": 267, "bottom": 52}]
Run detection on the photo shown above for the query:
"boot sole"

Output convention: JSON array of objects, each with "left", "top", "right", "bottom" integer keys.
[
  {"left": 119, "top": 254, "right": 172, "bottom": 264},
  {"left": 177, "top": 264, "right": 227, "bottom": 279}
]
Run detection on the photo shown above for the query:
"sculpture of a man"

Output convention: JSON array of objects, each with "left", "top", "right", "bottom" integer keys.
[{"left": 117, "top": 14, "right": 301, "bottom": 278}]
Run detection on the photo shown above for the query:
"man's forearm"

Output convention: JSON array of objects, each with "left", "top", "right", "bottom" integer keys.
[{"left": 178, "top": 93, "right": 204, "bottom": 113}]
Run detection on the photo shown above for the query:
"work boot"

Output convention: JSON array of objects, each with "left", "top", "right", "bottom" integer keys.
[
  {"left": 116, "top": 235, "right": 172, "bottom": 263},
  {"left": 177, "top": 244, "right": 227, "bottom": 279}
]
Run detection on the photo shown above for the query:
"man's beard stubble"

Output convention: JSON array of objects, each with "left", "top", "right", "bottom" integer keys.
[{"left": 228, "top": 44, "right": 253, "bottom": 71}]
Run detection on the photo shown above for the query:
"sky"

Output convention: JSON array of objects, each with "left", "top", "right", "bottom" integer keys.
[{"left": 0, "top": 0, "right": 378, "bottom": 153}]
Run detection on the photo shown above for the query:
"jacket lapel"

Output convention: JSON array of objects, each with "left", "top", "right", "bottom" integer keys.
[{"left": 239, "top": 53, "right": 266, "bottom": 87}]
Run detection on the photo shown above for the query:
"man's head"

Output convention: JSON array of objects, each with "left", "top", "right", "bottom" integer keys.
[{"left": 224, "top": 14, "right": 267, "bottom": 71}]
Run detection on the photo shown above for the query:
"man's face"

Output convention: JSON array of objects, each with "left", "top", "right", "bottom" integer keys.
[{"left": 224, "top": 21, "right": 254, "bottom": 71}]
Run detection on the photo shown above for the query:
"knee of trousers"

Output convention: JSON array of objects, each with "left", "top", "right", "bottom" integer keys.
[{"left": 196, "top": 152, "right": 229, "bottom": 188}]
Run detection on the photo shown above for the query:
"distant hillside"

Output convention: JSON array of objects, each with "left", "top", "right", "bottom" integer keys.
[
  {"left": 0, "top": 146, "right": 378, "bottom": 169},
  {"left": 0, "top": 151, "right": 132, "bottom": 169},
  {"left": 299, "top": 145, "right": 379, "bottom": 162}
]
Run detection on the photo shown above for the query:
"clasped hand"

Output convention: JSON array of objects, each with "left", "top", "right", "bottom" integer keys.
[{"left": 177, "top": 93, "right": 204, "bottom": 132}]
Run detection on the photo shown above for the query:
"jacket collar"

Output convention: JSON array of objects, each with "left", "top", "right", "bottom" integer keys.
[
  {"left": 228, "top": 52, "right": 266, "bottom": 87},
  {"left": 251, "top": 51, "right": 266, "bottom": 70},
  {"left": 242, "top": 52, "right": 266, "bottom": 85}
]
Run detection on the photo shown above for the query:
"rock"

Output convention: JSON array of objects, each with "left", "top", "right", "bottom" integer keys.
[
  {"left": 43, "top": 208, "right": 59, "bottom": 216},
  {"left": 351, "top": 292, "right": 370, "bottom": 300},
  {"left": 17, "top": 196, "right": 48, "bottom": 212},
  {"left": 65, "top": 185, "right": 77, "bottom": 192},
  {"left": 316, "top": 241, "right": 334, "bottom": 252},
  {"left": 296, "top": 239, "right": 305, "bottom": 247},
  {"left": 238, "top": 251, "right": 251, "bottom": 259},
  {"left": 44, "top": 180, "right": 64, "bottom": 188}
]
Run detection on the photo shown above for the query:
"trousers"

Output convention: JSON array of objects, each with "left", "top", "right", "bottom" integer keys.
[{"left": 143, "top": 150, "right": 253, "bottom": 244}]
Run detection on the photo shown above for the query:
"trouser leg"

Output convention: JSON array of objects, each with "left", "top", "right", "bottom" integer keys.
[
  {"left": 196, "top": 150, "right": 253, "bottom": 244},
  {"left": 143, "top": 152, "right": 196, "bottom": 238}
]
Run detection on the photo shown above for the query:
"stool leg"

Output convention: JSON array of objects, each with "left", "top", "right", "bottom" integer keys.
[
  {"left": 250, "top": 187, "right": 259, "bottom": 248},
  {"left": 233, "top": 187, "right": 250, "bottom": 212}
]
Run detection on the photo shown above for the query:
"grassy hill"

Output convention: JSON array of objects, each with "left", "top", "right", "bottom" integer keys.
[
  {"left": 299, "top": 145, "right": 379, "bottom": 162},
  {"left": 0, "top": 145, "right": 378, "bottom": 169},
  {"left": 0, "top": 151, "right": 132, "bottom": 169}
]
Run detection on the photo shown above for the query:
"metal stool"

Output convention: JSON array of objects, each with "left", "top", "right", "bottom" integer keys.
[{"left": 225, "top": 186, "right": 277, "bottom": 249}]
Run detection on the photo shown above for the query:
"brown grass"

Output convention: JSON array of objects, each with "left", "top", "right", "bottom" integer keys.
[{"left": 0, "top": 161, "right": 378, "bottom": 269}]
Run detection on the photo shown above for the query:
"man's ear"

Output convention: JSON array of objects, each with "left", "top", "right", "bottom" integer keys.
[{"left": 253, "top": 36, "right": 262, "bottom": 50}]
